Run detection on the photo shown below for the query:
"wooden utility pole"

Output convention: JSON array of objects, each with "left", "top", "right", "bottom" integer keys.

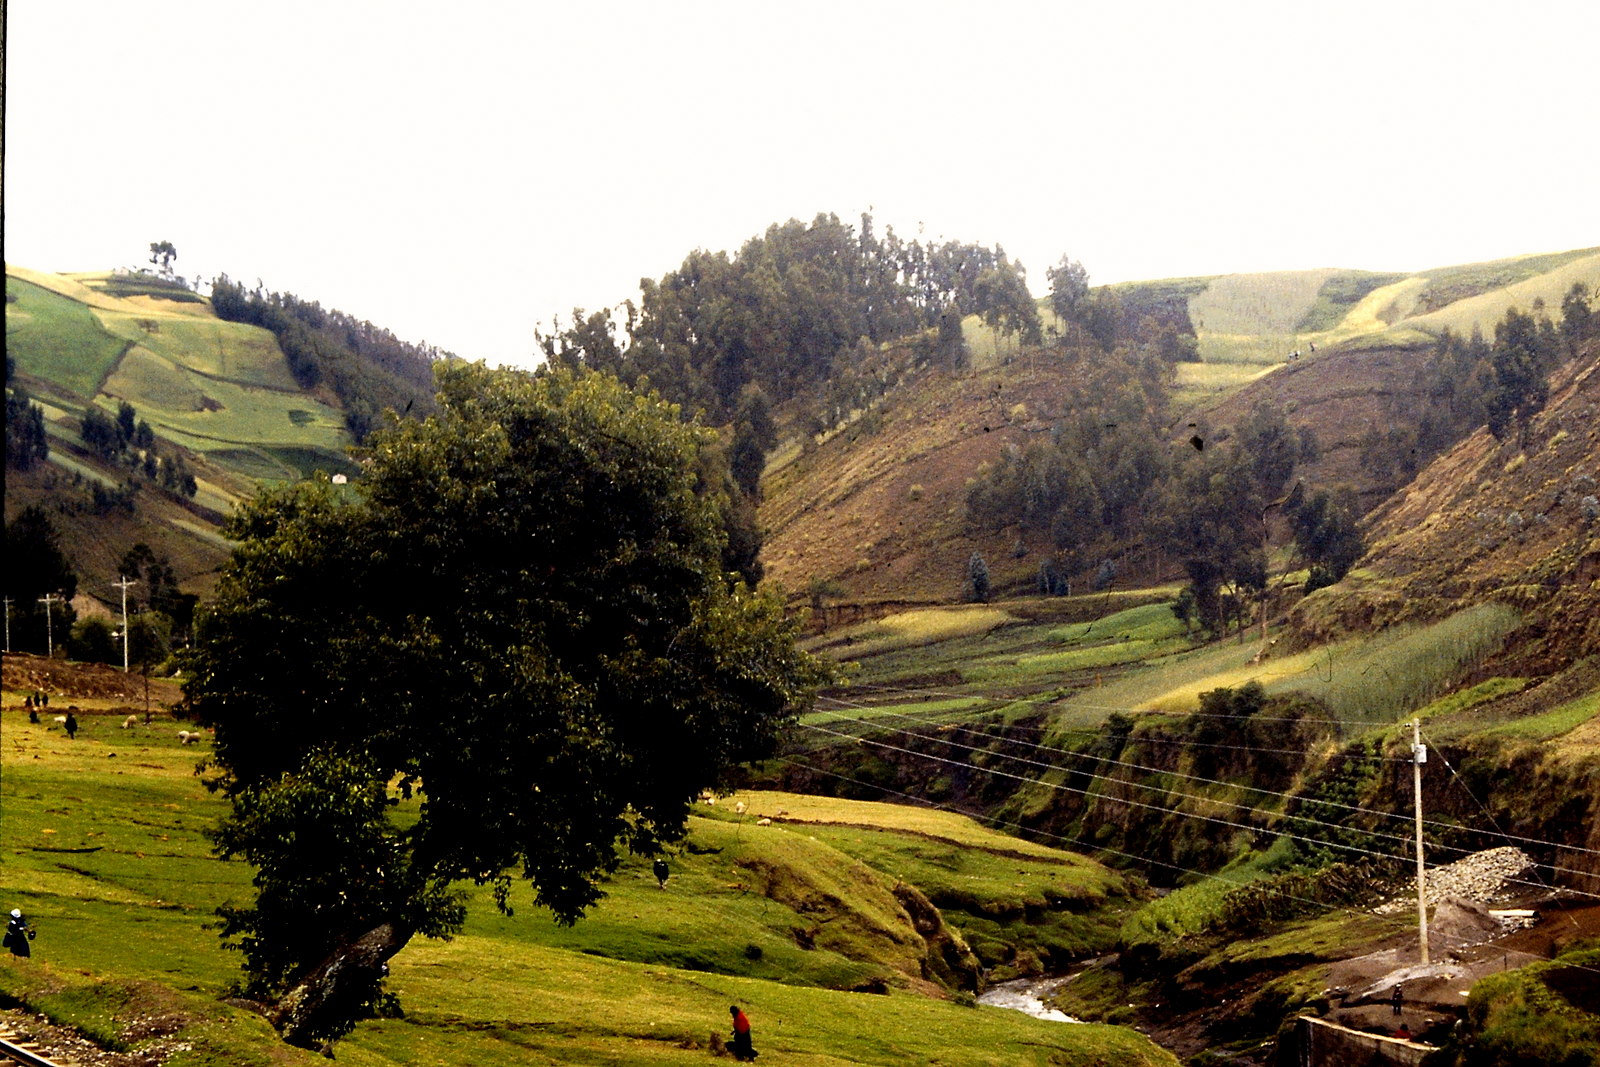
[
  {"left": 114, "top": 576, "right": 138, "bottom": 673},
  {"left": 1412, "top": 719, "right": 1430, "bottom": 965},
  {"left": 37, "top": 594, "right": 62, "bottom": 658}
]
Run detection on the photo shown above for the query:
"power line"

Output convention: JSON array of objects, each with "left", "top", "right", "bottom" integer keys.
[
  {"left": 841, "top": 680, "right": 1401, "bottom": 730},
  {"left": 798, "top": 717, "right": 1600, "bottom": 897},
  {"left": 817, "top": 692, "right": 1407, "bottom": 763},
  {"left": 819, "top": 700, "right": 1600, "bottom": 863},
  {"left": 815, "top": 694, "right": 1600, "bottom": 861},
  {"left": 1422, "top": 724, "right": 1600, "bottom": 902},
  {"left": 802, "top": 722, "right": 1418, "bottom": 870},
  {"left": 809, "top": 710, "right": 1600, "bottom": 882},
  {"left": 774, "top": 756, "right": 1600, "bottom": 974}
]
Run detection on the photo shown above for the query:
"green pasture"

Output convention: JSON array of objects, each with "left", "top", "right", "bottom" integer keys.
[
  {"left": 93, "top": 308, "right": 299, "bottom": 390},
  {"left": 824, "top": 605, "right": 1020, "bottom": 660},
  {"left": 803, "top": 696, "right": 993, "bottom": 727},
  {"left": 1170, "top": 359, "right": 1274, "bottom": 408},
  {"left": 0, "top": 716, "right": 244, "bottom": 987},
  {"left": 102, "top": 346, "right": 347, "bottom": 455},
  {"left": 1118, "top": 844, "right": 1290, "bottom": 946},
  {"left": 1402, "top": 248, "right": 1600, "bottom": 341},
  {"left": 1047, "top": 602, "right": 1521, "bottom": 730},
  {"left": 0, "top": 707, "right": 1175, "bottom": 1066},
  {"left": 977, "top": 600, "right": 1196, "bottom": 682},
  {"left": 1045, "top": 602, "right": 1188, "bottom": 645},
  {"left": 832, "top": 595, "right": 1200, "bottom": 695},
  {"left": 712, "top": 790, "right": 1110, "bottom": 869},
  {"left": 824, "top": 596, "right": 1526, "bottom": 750},
  {"left": 1293, "top": 271, "right": 1410, "bottom": 334},
  {"left": 966, "top": 637, "right": 1190, "bottom": 687},
  {"left": 6, "top": 274, "right": 131, "bottom": 397},
  {"left": 739, "top": 791, "right": 1129, "bottom": 967},
  {"left": 7, "top": 265, "right": 351, "bottom": 485},
  {"left": 354, "top": 939, "right": 1176, "bottom": 1066},
  {"left": 1470, "top": 688, "right": 1598, "bottom": 742},
  {"left": 1190, "top": 271, "right": 1337, "bottom": 340}
]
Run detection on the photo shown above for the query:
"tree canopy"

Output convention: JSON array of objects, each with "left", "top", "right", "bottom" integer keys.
[
  {"left": 537, "top": 211, "right": 1039, "bottom": 423},
  {"left": 185, "top": 362, "right": 826, "bottom": 1047},
  {"left": 209, "top": 276, "right": 445, "bottom": 442}
]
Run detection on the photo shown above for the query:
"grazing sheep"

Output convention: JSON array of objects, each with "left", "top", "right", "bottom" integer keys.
[
  {"left": 53, "top": 715, "right": 67, "bottom": 724},
  {"left": 123, "top": 715, "right": 139, "bottom": 729},
  {"left": 177, "top": 730, "right": 202, "bottom": 745},
  {"left": 756, "top": 817, "right": 772, "bottom": 826}
]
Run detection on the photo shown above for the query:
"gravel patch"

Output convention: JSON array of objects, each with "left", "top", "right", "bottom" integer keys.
[{"left": 1374, "top": 846, "right": 1535, "bottom": 916}]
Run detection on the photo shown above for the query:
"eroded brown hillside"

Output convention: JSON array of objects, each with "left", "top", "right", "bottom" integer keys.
[
  {"left": 761, "top": 350, "right": 1153, "bottom": 606},
  {"left": 1199, "top": 342, "right": 1435, "bottom": 504},
  {"left": 1293, "top": 347, "right": 1600, "bottom": 673}
]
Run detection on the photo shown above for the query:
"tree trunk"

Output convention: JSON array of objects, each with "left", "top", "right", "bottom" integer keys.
[{"left": 271, "top": 921, "right": 414, "bottom": 1050}]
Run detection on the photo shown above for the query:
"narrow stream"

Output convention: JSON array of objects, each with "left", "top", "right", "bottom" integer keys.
[{"left": 976, "top": 976, "right": 1083, "bottom": 1022}]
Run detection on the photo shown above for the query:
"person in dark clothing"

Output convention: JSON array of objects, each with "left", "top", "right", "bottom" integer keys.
[
  {"left": 4, "top": 910, "right": 35, "bottom": 958},
  {"left": 1391, "top": 983, "right": 1403, "bottom": 1016},
  {"left": 729, "top": 1004, "right": 757, "bottom": 1061},
  {"left": 64, "top": 710, "right": 78, "bottom": 740},
  {"left": 653, "top": 858, "right": 670, "bottom": 889}
]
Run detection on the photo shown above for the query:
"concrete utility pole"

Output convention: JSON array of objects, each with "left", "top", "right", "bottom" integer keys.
[
  {"left": 113, "top": 576, "right": 138, "bottom": 673},
  {"left": 1412, "top": 719, "right": 1430, "bottom": 965},
  {"left": 38, "top": 593, "right": 63, "bottom": 658}
]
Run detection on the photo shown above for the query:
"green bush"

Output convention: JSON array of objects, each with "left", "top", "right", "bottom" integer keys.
[{"left": 1465, "top": 944, "right": 1600, "bottom": 1067}]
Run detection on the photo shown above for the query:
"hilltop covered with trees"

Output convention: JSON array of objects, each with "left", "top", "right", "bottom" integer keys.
[{"left": 209, "top": 277, "right": 445, "bottom": 442}]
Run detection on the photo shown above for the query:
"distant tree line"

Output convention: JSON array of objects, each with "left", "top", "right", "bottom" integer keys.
[
  {"left": 538, "top": 214, "right": 1204, "bottom": 582},
  {"left": 66, "top": 542, "right": 193, "bottom": 667},
  {"left": 3, "top": 501, "right": 190, "bottom": 664},
  {"left": 210, "top": 277, "right": 444, "bottom": 442},
  {"left": 535, "top": 212, "right": 1065, "bottom": 576},
  {"left": 967, "top": 370, "right": 1356, "bottom": 636},
  {"left": 964, "top": 259, "right": 1221, "bottom": 605},
  {"left": 1362, "top": 283, "right": 1596, "bottom": 491},
  {"left": 3, "top": 506, "right": 79, "bottom": 653},
  {"left": 80, "top": 399, "right": 198, "bottom": 499},
  {"left": 537, "top": 211, "right": 1046, "bottom": 424},
  {"left": 6, "top": 356, "right": 50, "bottom": 472}
]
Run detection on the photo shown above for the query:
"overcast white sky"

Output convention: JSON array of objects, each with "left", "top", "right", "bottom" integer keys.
[{"left": 6, "top": 0, "right": 1598, "bottom": 368}]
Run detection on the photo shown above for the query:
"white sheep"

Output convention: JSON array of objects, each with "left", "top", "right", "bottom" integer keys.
[
  {"left": 123, "top": 715, "right": 139, "bottom": 729},
  {"left": 177, "top": 729, "right": 202, "bottom": 745}
]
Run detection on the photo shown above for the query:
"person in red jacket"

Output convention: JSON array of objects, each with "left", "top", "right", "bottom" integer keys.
[{"left": 729, "top": 1004, "right": 758, "bottom": 1061}]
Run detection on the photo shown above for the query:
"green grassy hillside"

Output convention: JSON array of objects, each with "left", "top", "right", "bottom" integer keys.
[
  {"left": 7, "top": 267, "right": 355, "bottom": 485},
  {"left": 0, "top": 694, "right": 1175, "bottom": 1066},
  {"left": 5, "top": 265, "right": 370, "bottom": 609}
]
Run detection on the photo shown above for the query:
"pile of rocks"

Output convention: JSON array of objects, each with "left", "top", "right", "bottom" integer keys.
[{"left": 1374, "top": 846, "right": 1534, "bottom": 915}]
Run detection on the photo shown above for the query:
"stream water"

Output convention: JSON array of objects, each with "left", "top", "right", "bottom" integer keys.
[{"left": 976, "top": 976, "right": 1083, "bottom": 1022}]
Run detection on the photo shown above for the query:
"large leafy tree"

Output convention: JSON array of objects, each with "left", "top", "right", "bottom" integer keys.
[{"left": 186, "top": 362, "right": 826, "bottom": 1048}]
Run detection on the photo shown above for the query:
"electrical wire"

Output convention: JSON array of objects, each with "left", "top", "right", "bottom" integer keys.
[
  {"left": 814, "top": 700, "right": 1404, "bottom": 763},
  {"left": 799, "top": 718, "right": 1600, "bottom": 900},
  {"left": 810, "top": 709, "right": 1600, "bottom": 882},
  {"left": 815, "top": 699, "right": 1600, "bottom": 864},
  {"left": 802, "top": 722, "right": 1419, "bottom": 870},
  {"left": 815, "top": 692, "right": 1600, "bottom": 861},
  {"left": 773, "top": 756, "right": 1600, "bottom": 975},
  {"left": 843, "top": 679, "right": 1401, "bottom": 730}
]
